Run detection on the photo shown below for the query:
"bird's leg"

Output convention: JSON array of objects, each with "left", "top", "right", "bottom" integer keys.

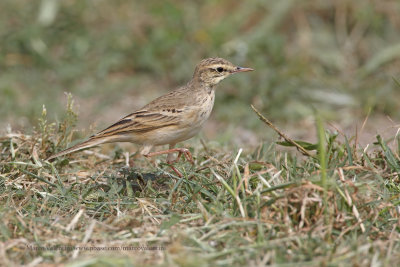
[
  {"left": 138, "top": 145, "right": 154, "bottom": 164},
  {"left": 143, "top": 144, "right": 194, "bottom": 177},
  {"left": 127, "top": 150, "right": 144, "bottom": 167},
  {"left": 165, "top": 144, "right": 193, "bottom": 164},
  {"left": 169, "top": 144, "right": 193, "bottom": 164},
  {"left": 166, "top": 143, "right": 176, "bottom": 163},
  {"left": 174, "top": 148, "right": 194, "bottom": 164},
  {"left": 165, "top": 144, "right": 186, "bottom": 178},
  {"left": 167, "top": 165, "right": 184, "bottom": 177},
  {"left": 124, "top": 151, "right": 131, "bottom": 167},
  {"left": 144, "top": 147, "right": 194, "bottom": 165}
]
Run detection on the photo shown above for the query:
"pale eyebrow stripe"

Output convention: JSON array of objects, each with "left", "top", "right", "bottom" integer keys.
[{"left": 208, "top": 64, "right": 226, "bottom": 69}]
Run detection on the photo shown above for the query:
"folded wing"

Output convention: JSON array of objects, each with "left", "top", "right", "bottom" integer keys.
[{"left": 92, "top": 110, "right": 182, "bottom": 138}]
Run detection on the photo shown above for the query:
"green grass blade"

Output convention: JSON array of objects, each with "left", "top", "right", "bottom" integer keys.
[{"left": 316, "top": 115, "right": 329, "bottom": 224}]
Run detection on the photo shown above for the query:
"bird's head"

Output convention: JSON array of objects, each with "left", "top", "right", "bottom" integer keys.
[{"left": 193, "top": 57, "right": 253, "bottom": 86}]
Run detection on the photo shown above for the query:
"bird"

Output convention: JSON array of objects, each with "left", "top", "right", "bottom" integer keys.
[{"left": 47, "top": 58, "right": 253, "bottom": 175}]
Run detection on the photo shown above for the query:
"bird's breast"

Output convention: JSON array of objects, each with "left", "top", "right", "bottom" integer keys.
[{"left": 194, "top": 90, "right": 215, "bottom": 124}]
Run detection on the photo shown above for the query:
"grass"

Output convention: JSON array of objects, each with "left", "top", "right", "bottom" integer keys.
[{"left": 1, "top": 100, "right": 400, "bottom": 266}]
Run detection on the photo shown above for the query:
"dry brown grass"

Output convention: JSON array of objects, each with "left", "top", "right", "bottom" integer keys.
[{"left": 1, "top": 103, "right": 400, "bottom": 266}]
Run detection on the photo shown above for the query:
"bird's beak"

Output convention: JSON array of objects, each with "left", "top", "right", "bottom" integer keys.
[{"left": 231, "top": 66, "right": 254, "bottom": 73}]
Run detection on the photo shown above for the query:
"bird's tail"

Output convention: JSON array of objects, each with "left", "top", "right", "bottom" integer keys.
[{"left": 46, "top": 137, "right": 109, "bottom": 161}]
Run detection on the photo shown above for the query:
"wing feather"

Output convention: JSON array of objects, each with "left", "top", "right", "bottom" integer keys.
[
  {"left": 92, "top": 110, "right": 181, "bottom": 138},
  {"left": 92, "top": 86, "right": 192, "bottom": 138}
]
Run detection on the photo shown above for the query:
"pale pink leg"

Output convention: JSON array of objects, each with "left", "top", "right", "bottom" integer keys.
[
  {"left": 143, "top": 144, "right": 194, "bottom": 177},
  {"left": 166, "top": 144, "right": 176, "bottom": 163},
  {"left": 144, "top": 144, "right": 193, "bottom": 165}
]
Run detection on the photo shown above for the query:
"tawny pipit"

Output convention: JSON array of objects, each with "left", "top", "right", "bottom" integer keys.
[{"left": 47, "top": 58, "right": 253, "bottom": 171}]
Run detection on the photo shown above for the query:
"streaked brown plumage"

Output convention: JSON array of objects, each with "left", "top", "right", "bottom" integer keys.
[{"left": 47, "top": 58, "right": 253, "bottom": 170}]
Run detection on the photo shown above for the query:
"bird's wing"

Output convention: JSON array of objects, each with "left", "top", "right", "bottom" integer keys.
[
  {"left": 93, "top": 86, "right": 192, "bottom": 138},
  {"left": 92, "top": 109, "right": 182, "bottom": 138},
  {"left": 47, "top": 108, "right": 183, "bottom": 160}
]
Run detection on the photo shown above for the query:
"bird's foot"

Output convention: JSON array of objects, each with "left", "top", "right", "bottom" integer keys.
[
  {"left": 144, "top": 148, "right": 194, "bottom": 165},
  {"left": 169, "top": 148, "right": 194, "bottom": 165},
  {"left": 144, "top": 148, "right": 194, "bottom": 177},
  {"left": 167, "top": 165, "right": 183, "bottom": 177}
]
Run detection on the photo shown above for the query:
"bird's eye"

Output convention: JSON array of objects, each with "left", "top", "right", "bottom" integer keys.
[{"left": 216, "top": 67, "right": 224, "bottom": 73}]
